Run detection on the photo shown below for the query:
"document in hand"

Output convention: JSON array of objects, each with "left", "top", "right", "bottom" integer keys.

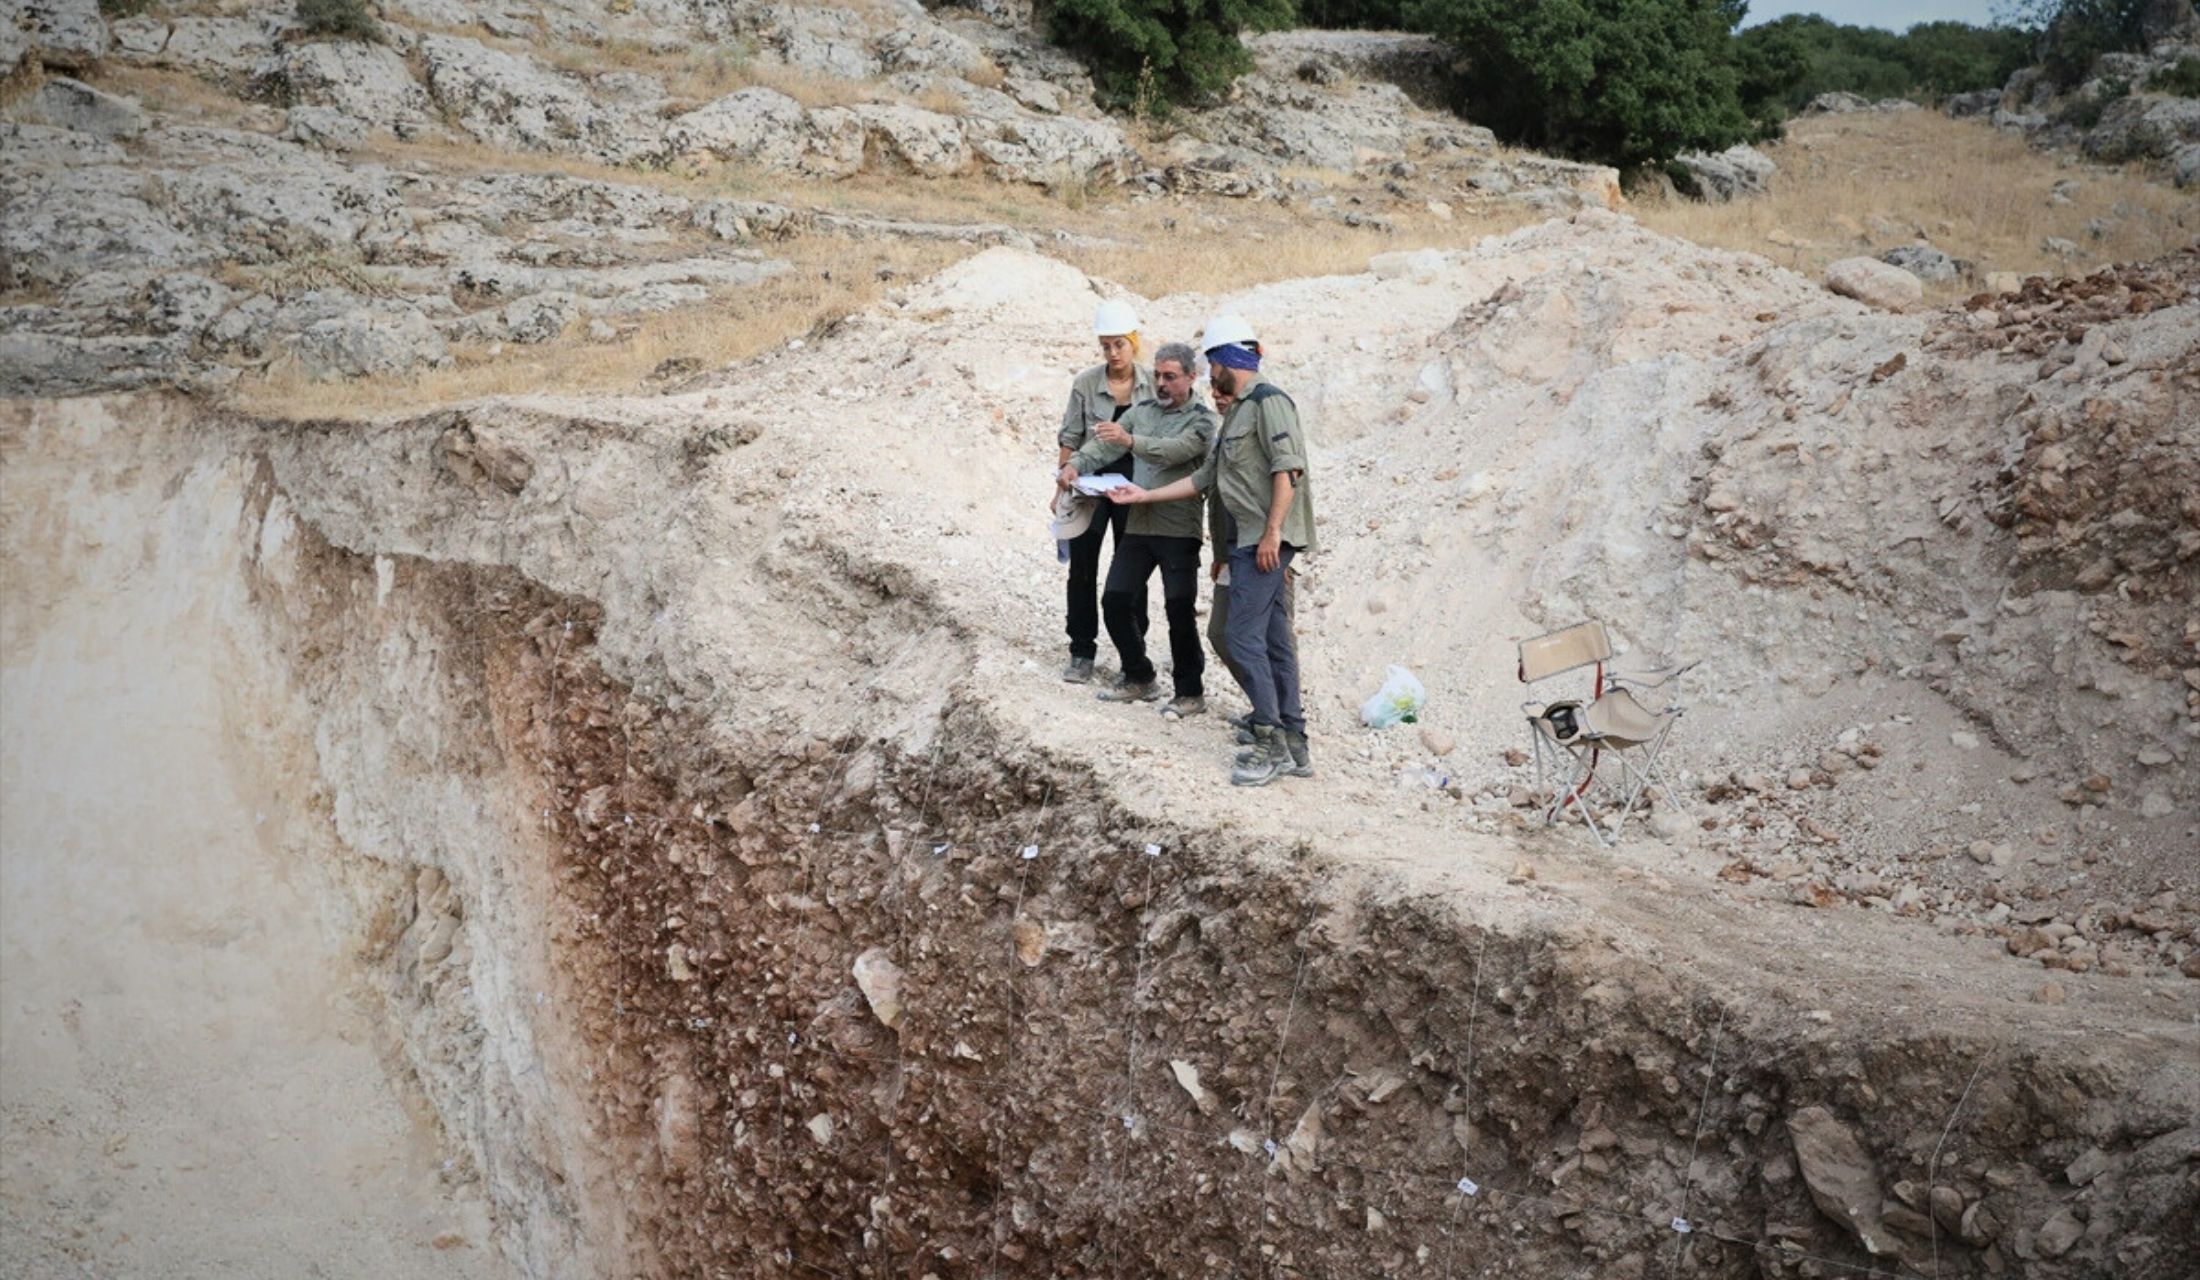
[{"left": 1071, "top": 473, "right": 1132, "bottom": 496}]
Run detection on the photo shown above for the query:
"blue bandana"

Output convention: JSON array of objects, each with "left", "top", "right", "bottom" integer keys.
[{"left": 1207, "top": 343, "right": 1260, "bottom": 371}]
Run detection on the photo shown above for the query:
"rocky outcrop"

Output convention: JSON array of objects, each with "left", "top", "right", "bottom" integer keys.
[
  {"left": 1674, "top": 143, "right": 1777, "bottom": 201},
  {"left": 417, "top": 32, "right": 667, "bottom": 165},
  {"left": 1960, "top": 30, "right": 2200, "bottom": 177},
  {"left": 11, "top": 0, "right": 108, "bottom": 73}
]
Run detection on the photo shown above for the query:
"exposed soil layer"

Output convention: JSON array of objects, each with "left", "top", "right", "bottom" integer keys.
[{"left": 5, "top": 221, "right": 2197, "bottom": 1279}]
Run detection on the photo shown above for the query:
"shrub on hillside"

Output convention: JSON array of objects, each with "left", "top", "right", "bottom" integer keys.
[
  {"left": 1405, "top": 0, "right": 1752, "bottom": 169},
  {"left": 1047, "top": 0, "right": 1293, "bottom": 110},
  {"left": 296, "top": 0, "right": 383, "bottom": 43},
  {"left": 2152, "top": 54, "right": 2200, "bottom": 95}
]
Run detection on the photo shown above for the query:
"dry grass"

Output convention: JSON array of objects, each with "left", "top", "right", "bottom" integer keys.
[
  {"left": 1635, "top": 110, "right": 2198, "bottom": 300},
  {"left": 78, "top": 63, "right": 270, "bottom": 125},
  {"left": 1062, "top": 209, "right": 1535, "bottom": 298},
  {"left": 226, "top": 236, "right": 972, "bottom": 420}
]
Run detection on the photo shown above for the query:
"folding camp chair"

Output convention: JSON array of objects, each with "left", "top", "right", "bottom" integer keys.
[{"left": 1517, "top": 622, "right": 1697, "bottom": 846}]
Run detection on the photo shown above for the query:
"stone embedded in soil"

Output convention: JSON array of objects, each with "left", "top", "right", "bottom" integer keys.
[
  {"left": 2034, "top": 1207, "right": 2083, "bottom": 1258},
  {"left": 1418, "top": 727, "right": 1456, "bottom": 757},
  {"left": 852, "top": 947, "right": 904, "bottom": 1029},
  {"left": 1787, "top": 1106, "right": 1896, "bottom": 1255},
  {"left": 1170, "top": 1059, "right": 1216, "bottom": 1115}
]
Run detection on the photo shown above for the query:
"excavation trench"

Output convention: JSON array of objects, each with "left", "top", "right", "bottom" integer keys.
[
  {"left": 4, "top": 391, "right": 2194, "bottom": 1280},
  {"left": 276, "top": 542, "right": 2200, "bottom": 1280}
]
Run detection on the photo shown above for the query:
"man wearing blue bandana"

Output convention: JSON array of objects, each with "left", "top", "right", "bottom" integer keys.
[{"left": 1108, "top": 315, "right": 1316, "bottom": 786}]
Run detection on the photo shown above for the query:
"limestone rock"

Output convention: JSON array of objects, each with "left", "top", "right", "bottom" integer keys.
[
  {"left": 20, "top": 75, "right": 143, "bottom": 139},
  {"left": 20, "top": 0, "right": 107, "bottom": 72},
  {"left": 668, "top": 87, "right": 864, "bottom": 179},
  {"left": 851, "top": 946, "right": 905, "bottom": 1029},
  {"left": 280, "top": 39, "right": 433, "bottom": 134},
  {"left": 1825, "top": 257, "right": 1924, "bottom": 312},
  {"left": 2084, "top": 94, "right": 2200, "bottom": 163},
  {"left": 283, "top": 106, "right": 367, "bottom": 151},
  {"left": 417, "top": 32, "right": 663, "bottom": 165},
  {"left": 1169, "top": 1059, "right": 1216, "bottom": 1114},
  {"left": 152, "top": 15, "right": 282, "bottom": 80},
  {"left": 290, "top": 307, "right": 450, "bottom": 380},
  {"left": 1880, "top": 243, "right": 1963, "bottom": 282},
  {"left": 850, "top": 103, "right": 970, "bottom": 178},
  {"left": 1674, "top": 144, "right": 1777, "bottom": 201},
  {"left": 1274, "top": 1102, "right": 1323, "bottom": 1181},
  {"left": 1788, "top": 1106, "right": 1895, "bottom": 1255},
  {"left": 1805, "top": 91, "right": 1874, "bottom": 114}
]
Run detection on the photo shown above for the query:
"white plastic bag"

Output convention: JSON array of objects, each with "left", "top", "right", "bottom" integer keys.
[{"left": 1360, "top": 665, "right": 1426, "bottom": 728}]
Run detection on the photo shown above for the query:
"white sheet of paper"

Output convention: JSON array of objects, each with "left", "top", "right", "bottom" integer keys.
[{"left": 1071, "top": 473, "right": 1131, "bottom": 495}]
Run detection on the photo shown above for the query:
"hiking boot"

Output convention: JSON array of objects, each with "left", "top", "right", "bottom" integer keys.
[
  {"left": 1062, "top": 657, "right": 1095, "bottom": 684},
  {"left": 1162, "top": 695, "right": 1207, "bottom": 720},
  {"left": 1227, "top": 711, "right": 1254, "bottom": 731},
  {"left": 1231, "top": 724, "right": 1290, "bottom": 787},
  {"left": 1098, "top": 679, "right": 1161, "bottom": 703},
  {"left": 1236, "top": 730, "right": 1311, "bottom": 776},
  {"left": 1234, "top": 724, "right": 1257, "bottom": 745}
]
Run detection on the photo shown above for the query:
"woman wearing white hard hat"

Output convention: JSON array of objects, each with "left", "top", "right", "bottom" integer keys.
[{"left": 1054, "top": 299, "right": 1153, "bottom": 684}]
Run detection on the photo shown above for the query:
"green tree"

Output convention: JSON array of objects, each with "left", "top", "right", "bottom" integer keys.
[
  {"left": 1897, "top": 21, "right": 2032, "bottom": 94},
  {"left": 1046, "top": 0, "right": 1295, "bottom": 110},
  {"left": 1405, "top": 0, "right": 1753, "bottom": 168},
  {"left": 1996, "top": 0, "right": 2165, "bottom": 86},
  {"left": 1733, "top": 14, "right": 2031, "bottom": 114},
  {"left": 1298, "top": 0, "right": 1410, "bottom": 26}
]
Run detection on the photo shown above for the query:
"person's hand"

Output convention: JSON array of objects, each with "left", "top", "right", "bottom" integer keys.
[
  {"left": 1209, "top": 557, "right": 1224, "bottom": 582},
  {"left": 1106, "top": 484, "right": 1147, "bottom": 505},
  {"left": 1094, "top": 419, "right": 1131, "bottom": 447},
  {"left": 1057, "top": 464, "right": 1079, "bottom": 489},
  {"left": 1256, "top": 530, "right": 1281, "bottom": 573}
]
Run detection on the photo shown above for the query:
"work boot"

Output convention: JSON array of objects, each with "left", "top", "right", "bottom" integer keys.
[
  {"left": 1227, "top": 711, "right": 1253, "bottom": 731},
  {"left": 1236, "top": 730, "right": 1310, "bottom": 773},
  {"left": 1162, "top": 695, "right": 1207, "bottom": 720},
  {"left": 1231, "top": 724, "right": 1289, "bottom": 787},
  {"left": 1062, "top": 656, "right": 1095, "bottom": 684},
  {"left": 1098, "top": 679, "right": 1161, "bottom": 703}
]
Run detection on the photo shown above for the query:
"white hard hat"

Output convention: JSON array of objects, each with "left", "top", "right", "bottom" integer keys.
[
  {"left": 1093, "top": 299, "right": 1140, "bottom": 338},
  {"left": 1198, "top": 312, "right": 1257, "bottom": 352}
]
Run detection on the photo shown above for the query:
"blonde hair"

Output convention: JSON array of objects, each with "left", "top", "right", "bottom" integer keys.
[{"left": 1103, "top": 331, "right": 1141, "bottom": 359}]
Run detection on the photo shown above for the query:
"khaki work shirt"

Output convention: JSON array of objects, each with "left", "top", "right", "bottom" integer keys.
[
  {"left": 1192, "top": 373, "right": 1317, "bottom": 554},
  {"left": 1058, "top": 362, "right": 1154, "bottom": 452},
  {"left": 1070, "top": 397, "right": 1217, "bottom": 540}
]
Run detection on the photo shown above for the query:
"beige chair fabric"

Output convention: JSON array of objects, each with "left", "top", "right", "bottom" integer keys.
[
  {"left": 1517, "top": 622, "right": 1612, "bottom": 684},
  {"left": 1582, "top": 688, "right": 1668, "bottom": 747}
]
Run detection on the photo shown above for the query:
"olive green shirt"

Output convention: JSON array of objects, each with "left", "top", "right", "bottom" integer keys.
[
  {"left": 1193, "top": 373, "right": 1317, "bottom": 554},
  {"left": 1070, "top": 397, "right": 1217, "bottom": 540},
  {"left": 1058, "top": 362, "right": 1155, "bottom": 452}
]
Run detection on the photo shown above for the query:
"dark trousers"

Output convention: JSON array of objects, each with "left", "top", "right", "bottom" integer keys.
[
  {"left": 1210, "top": 564, "right": 1294, "bottom": 696},
  {"left": 1102, "top": 534, "right": 1203, "bottom": 697},
  {"left": 1224, "top": 544, "right": 1303, "bottom": 735},
  {"left": 1065, "top": 499, "right": 1144, "bottom": 660}
]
